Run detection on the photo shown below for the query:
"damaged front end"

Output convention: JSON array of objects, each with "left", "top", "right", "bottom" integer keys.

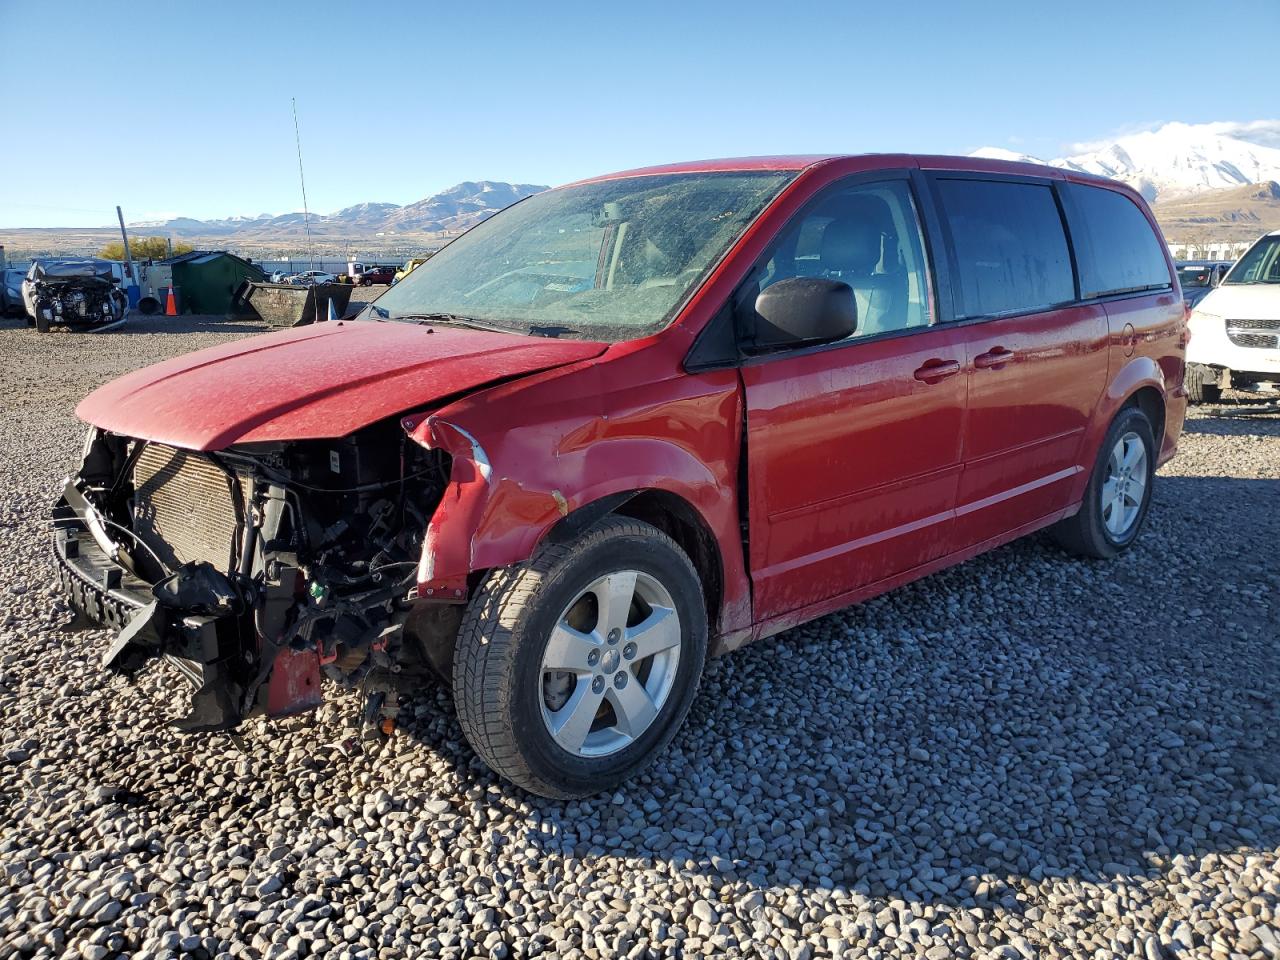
[
  {"left": 29, "top": 261, "right": 127, "bottom": 331},
  {"left": 52, "top": 422, "right": 451, "bottom": 733}
]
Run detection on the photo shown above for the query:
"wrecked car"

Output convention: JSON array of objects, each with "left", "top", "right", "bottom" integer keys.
[
  {"left": 53, "top": 154, "right": 1186, "bottom": 798},
  {"left": 23, "top": 259, "right": 128, "bottom": 332}
]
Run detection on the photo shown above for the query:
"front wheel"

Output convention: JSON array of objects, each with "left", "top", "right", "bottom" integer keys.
[
  {"left": 452, "top": 517, "right": 707, "bottom": 798},
  {"left": 1185, "top": 362, "right": 1222, "bottom": 404},
  {"left": 1052, "top": 405, "right": 1156, "bottom": 559}
]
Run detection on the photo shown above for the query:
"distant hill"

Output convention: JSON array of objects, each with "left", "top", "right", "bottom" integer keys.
[
  {"left": 1152, "top": 180, "right": 1280, "bottom": 242},
  {"left": 123, "top": 181, "right": 549, "bottom": 240},
  {"left": 384, "top": 181, "right": 547, "bottom": 232}
]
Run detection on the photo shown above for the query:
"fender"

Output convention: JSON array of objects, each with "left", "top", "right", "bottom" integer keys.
[
  {"left": 1067, "top": 355, "right": 1169, "bottom": 505},
  {"left": 401, "top": 349, "right": 754, "bottom": 638}
]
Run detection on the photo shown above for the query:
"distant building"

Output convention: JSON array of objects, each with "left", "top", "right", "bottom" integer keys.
[{"left": 1166, "top": 239, "right": 1255, "bottom": 262}]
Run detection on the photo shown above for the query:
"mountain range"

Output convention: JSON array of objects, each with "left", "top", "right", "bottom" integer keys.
[
  {"left": 127, "top": 181, "right": 549, "bottom": 240},
  {"left": 972, "top": 121, "right": 1280, "bottom": 202},
  {"left": 7, "top": 121, "right": 1280, "bottom": 257},
  {"left": 972, "top": 121, "right": 1280, "bottom": 241}
]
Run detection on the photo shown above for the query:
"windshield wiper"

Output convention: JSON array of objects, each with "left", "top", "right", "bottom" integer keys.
[
  {"left": 527, "top": 324, "right": 582, "bottom": 338},
  {"left": 389, "top": 312, "right": 510, "bottom": 333}
]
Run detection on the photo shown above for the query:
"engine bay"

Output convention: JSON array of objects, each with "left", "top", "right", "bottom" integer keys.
[
  {"left": 55, "top": 420, "right": 452, "bottom": 733},
  {"left": 27, "top": 260, "right": 127, "bottom": 331}
]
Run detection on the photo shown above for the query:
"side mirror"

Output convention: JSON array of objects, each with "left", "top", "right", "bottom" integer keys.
[{"left": 750, "top": 277, "right": 857, "bottom": 350}]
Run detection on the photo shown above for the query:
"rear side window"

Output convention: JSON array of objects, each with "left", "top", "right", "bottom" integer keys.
[
  {"left": 1063, "top": 183, "right": 1172, "bottom": 298},
  {"left": 934, "top": 179, "right": 1075, "bottom": 318}
]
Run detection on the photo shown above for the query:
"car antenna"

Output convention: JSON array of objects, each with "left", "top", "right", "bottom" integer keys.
[{"left": 291, "top": 97, "right": 317, "bottom": 272}]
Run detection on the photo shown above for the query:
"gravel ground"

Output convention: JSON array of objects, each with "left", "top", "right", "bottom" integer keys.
[{"left": 1, "top": 313, "right": 1277, "bottom": 960}]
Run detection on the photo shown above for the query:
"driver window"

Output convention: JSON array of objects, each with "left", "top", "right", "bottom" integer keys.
[{"left": 758, "top": 179, "right": 933, "bottom": 337}]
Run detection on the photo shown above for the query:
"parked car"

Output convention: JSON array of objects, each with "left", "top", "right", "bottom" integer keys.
[
  {"left": 2, "top": 267, "right": 27, "bottom": 317},
  {"left": 352, "top": 265, "right": 397, "bottom": 286},
  {"left": 393, "top": 256, "right": 431, "bottom": 283},
  {"left": 1185, "top": 231, "right": 1280, "bottom": 402},
  {"left": 283, "top": 270, "right": 336, "bottom": 285},
  {"left": 51, "top": 154, "right": 1185, "bottom": 797},
  {"left": 22, "top": 259, "right": 127, "bottom": 332},
  {"left": 1175, "top": 260, "right": 1233, "bottom": 310}
]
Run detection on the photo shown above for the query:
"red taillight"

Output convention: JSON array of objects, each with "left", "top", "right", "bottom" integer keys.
[{"left": 1181, "top": 304, "right": 1193, "bottom": 347}]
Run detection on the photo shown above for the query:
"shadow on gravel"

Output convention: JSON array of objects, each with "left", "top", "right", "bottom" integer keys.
[
  {"left": 389, "top": 472, "right": 1280, "bottom": 909},
  {"left": 1182, "top": 408, "right": 1280, "bottom": 437}
]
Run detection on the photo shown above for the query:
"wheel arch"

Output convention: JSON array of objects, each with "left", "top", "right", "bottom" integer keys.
[
  {"left": 542, "top": 488, "right": 725, "bottom": 638},
  {"left": 1125, "top": 384, "right": 1166, "bottom": 450},
  {"left": 1071, "top": 358, "right": 1169, "bottom": 505}
]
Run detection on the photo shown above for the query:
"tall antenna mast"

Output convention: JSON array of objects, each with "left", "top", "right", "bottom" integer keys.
[{"left": 291, "top": 97, "right": 316, "bottom": 270}]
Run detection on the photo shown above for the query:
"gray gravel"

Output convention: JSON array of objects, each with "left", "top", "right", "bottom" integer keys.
[{"left": 1, "top": 313, "right": 1278, "bottom": 960}]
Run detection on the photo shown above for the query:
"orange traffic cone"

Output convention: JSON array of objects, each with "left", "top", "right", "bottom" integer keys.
[{"left": 164, "top": 284, "right": 177, "bottom": 316}]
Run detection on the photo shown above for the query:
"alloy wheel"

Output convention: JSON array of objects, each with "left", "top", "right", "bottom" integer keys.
[
  {"left": 539, "top": 570, "right": 682, "bottom": 758},
  {"left": 1101, "top": 430, "right": 1148, "bottom": 539}
]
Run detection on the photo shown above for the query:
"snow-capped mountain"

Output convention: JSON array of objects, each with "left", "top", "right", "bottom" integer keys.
[
  {"left": 328, "top": 202, "right": 404, "bottom": 229},
  {"left": 127, "top": 182, "right": 547, "bottom": 238},
  {"left": 385, "top": 181, "right": 546, "bottom": 232},
  {"left": 972, "top": 121, "right": 1280, "bottom": 202}
]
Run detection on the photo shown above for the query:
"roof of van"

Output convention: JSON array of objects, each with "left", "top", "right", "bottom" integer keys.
[{"left": 568, "top": 154, "right": 1121, "bottom": 188}]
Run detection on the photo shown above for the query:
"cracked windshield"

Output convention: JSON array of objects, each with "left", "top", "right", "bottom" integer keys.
[{"left": 367, "top": 171, "right": 795, "bottom": 340}]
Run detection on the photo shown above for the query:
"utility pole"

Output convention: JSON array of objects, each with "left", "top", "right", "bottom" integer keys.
[{"left": 116, "top": 206, "right": 139, "bottom": 307}]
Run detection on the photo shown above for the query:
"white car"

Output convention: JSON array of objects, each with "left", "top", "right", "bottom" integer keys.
[
  {"left": 1185, "top": 230, "right": 1280, "bottom": 402},
  {"left": 283, "top": 270, "right": 336, "bottom": 286}
]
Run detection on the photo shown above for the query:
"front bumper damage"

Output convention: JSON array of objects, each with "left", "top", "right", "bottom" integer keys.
[
  {"left": 54, "top": 477, "right": 331, "bottom": 731},
  {"left": 51, "top": 427, "right": 446, "bottom": 734}
]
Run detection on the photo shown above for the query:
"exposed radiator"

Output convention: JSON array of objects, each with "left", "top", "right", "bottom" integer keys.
[{"left": 131, "top": 444, "right": 244, "bottom": 575}]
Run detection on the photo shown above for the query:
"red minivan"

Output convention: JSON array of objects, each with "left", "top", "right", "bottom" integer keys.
[{"left": 54, "top": 155, "right": 1186, "bottom": 797}]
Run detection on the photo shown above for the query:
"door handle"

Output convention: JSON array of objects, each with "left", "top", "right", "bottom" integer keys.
[
  {"left": 974, "top": 346, "right": 1015, "bottom": 370},
  {"left": 913, "top": 358, "right": 962, "bottom": 383}
]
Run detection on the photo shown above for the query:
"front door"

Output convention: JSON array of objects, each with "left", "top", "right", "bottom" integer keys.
[{"left": 741, "top": 176, "right": 967, "bottom": 621}]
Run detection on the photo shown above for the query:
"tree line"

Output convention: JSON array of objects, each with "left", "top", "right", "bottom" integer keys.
[{"left": 97, "top": 237, "right": 194, "bottom": 261}]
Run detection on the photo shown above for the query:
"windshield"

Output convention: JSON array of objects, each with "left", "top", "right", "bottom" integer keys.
[
  {"left": 1177, "top": 264, "right": 1213, "bottom": 288},
  {"left": 1224, "top": 235, "right": 1280, "bottom": 285},
  {"left": 366, "top": 171, "right": 795, "bottom": 340}
]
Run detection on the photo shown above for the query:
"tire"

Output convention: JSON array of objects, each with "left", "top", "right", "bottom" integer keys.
[
  {"left": 35, "top": 312, "right": 50, "bottom": 334},
  {"left": 452, "top": 516, "right": 707, "bottom": 798},
  {"left": 1052, "top": 405, "right": 1157, "bottom": 559},
  {"left": 1185, "top": 363, "right": 1222, "bottom": 404}
]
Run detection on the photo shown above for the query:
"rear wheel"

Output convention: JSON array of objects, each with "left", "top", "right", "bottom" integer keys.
[
  {"left": 1185, "top": 362, "right": 1222, "bottom": 404},
  {"left": 1052, "top": 406, "right": 1156, "bottom": 559},
  {"left": 452, "top": 517, "right": 707, "bottom": 798}
]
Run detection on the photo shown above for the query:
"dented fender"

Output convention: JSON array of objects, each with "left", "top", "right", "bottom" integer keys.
[
  {"left": 402, "top": 416, "right": 492, "bottom": 600},
  {"left": 400, "top": 354, "right": 753, "bottom": 639}
]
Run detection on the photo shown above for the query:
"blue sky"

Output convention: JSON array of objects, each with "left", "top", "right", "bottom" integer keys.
[{"left": 1, "top": 0, "right": 1276, "bottom": 227}]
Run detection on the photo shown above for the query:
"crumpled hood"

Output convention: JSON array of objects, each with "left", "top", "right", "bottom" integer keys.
[
  {"left": 1193, "top": 284, "right": 1280, "bottom": 321},
  {"left": 77, "top": 320, "right": 605, "bottom": 450}
]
